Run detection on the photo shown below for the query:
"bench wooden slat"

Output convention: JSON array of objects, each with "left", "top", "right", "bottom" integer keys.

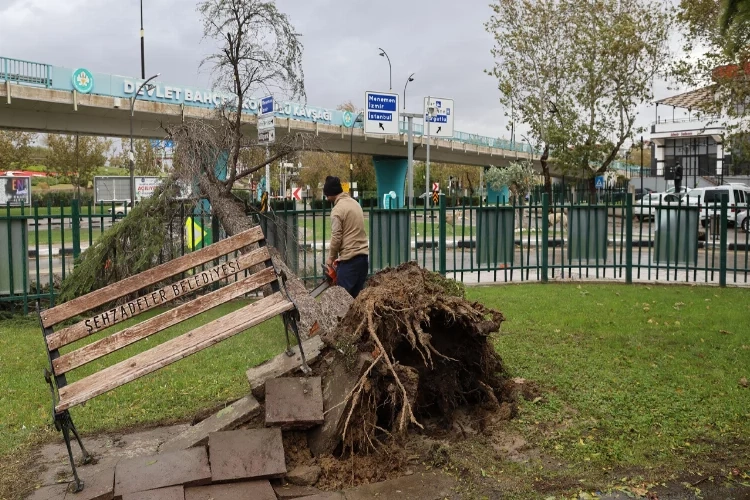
[
  {"left": 55, "top": 292, "right": 294, "bottom": 413},
  {"left": 46, "top": 246, "right": 271, "bottom": 351},
  {"left": 41, "top": 226, "right": 264, "bottom": 328},
  {"left": 52, "top": 266, "right": 278, "bottom": 375}
]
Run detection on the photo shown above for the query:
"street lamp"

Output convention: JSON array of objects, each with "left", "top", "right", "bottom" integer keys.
[
  {"left": 378, "top": 48, "right": 392, "bottom": 90},
  {"left": 403, "top": 73, "right": 415, "bottom": 110},
  {"left": 140, "top": 0, "right": 146, "bottom": 79},
  {"left": 130, "top": 73, "right": 160, "bottom": 205},
  {"left": 350, "top": 112, "right": 364, "bottom": 196}
]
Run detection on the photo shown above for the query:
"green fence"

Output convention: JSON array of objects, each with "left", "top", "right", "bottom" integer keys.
[{"left": 2, "top": 194, "right": 749, "bottom": 312}]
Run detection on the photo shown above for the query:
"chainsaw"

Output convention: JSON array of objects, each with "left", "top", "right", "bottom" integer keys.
[{"left": 310, "top": 261, "right": 338, "bottom": 298}]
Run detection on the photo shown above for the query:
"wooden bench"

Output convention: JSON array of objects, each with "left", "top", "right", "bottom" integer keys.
[{"left": 38, "top": 225, "right": 308, "bottom": 492}]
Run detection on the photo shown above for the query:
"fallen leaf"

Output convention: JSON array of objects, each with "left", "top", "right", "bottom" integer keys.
[
  {"left": 740, "top": 377, "right": 748, "bottom": 388},
  {"left": 648, "top": 318, "right": 654, "bottom": 324},
  {"left": 632, "top": 486, "right": 648, "bottom": 496},
  {"left": 675, "top": 321, "right": 681, "bottom": 326},
  {"left": 720, "top": 330, "right": 733, "bottom": 335},
  {"left": 554, "top": 329, "right": 561, "bottom": 333}
]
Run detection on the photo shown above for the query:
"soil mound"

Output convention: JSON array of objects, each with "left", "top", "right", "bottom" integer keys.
[{"left": 321, "top": 262, "right": 510, "bottom": 451}]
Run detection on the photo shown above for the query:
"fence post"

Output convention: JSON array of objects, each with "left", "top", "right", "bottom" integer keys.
[
  {"left": 71, "top": 199, "right": 81, "bottom": 260},
  {"left": 439, "top": 194, "right": 447, "bottom": 276},
  {"left": 625, "top": 196, "right": 633, "bottom": 283},
  {"left": 541, "top": 193, "right": 549, "bottom": 282},
  {"left": 719, "top": 194, "right": 728, "bottom": 287}
]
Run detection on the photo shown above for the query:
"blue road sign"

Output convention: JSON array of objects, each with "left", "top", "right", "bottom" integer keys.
[
  {"left": 595, "top": 176, "right": 605, "bottom": 189},
  {"left": 364, "top": 91, "right": 399, "bottom": 134},
  {"left": 261, "top": 96, "right": 274, "bottom": 115}
]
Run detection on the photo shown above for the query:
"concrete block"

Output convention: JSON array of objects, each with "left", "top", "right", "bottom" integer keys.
[
  {"left": 184, "top": 480, "right": 275, "bottom": 500},
  {"left": 308, "top": 354, "right": 371, "bottom": 457},
  {"left": 284, "top": 465, "right": 322, "bottom": 486},
  {"left": 114, "top": 447, "right": 210, "bottom": 497},
  {"left": 160, "top": 395, "right": 260, "bottom": 453},
  {"left": 71, "top": 467, "right": 115, "bottom": 500},
  {"left": 246, "top": 336, "right": 324, "bottom": 397},
  {"left": 208, "top": 429, "right": 286, "bottom": 482},
  {"left": 265, "top": 377, "right": 323, "bottom": 430},
  {"left": 342, "top": 471, "right": 456, "bottom": 500},
  {"left": 120, "top": 486, "right": 184, "bottom": 500},
  {"left": 272, "top": 484, "right": 323, "bottom": 499}
]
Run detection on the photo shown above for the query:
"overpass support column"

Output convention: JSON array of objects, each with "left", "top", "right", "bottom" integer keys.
[{"left": 373, "top": 156, "right": 408, "bottom": 208}]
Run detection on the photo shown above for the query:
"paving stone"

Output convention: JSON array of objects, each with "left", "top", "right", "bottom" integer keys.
[
  {"left": 25, "top": 484, "right": 68, "bottom": 500},
  {"left": 120, "top": 486, "right": 184, "bottom": 500},
  {"left": 68, "top": 467, "right": 115, "bottom": 500},
  {"left": 296, "top": 494, "right": 344, "bottom": 500},
  {"left": 160, "top": 395, "right": 260, "bottom": 453},
  {"left": 208, "top": 429, "right": 286, "bottom": 482},
  {"left": 284, "top": 465, "right": 322, "bottom": 486},
  {"left": 265, "top": 377, "right": 324, "bottom": 430},
  {"left": 247, "top": 337, "right": 324, "bottom": 399},
  {"left": 272, "top": 484, "right": 323, "bottom": 499},
  {"left": 342, "top": 471, "right": 456, "bottom": 500},
  {"left": 308, "top": 353, "right": 372, "bottom": 457},
  {"left": 113, "top": 447, "right": 210, "bottom": 497},
  {"left": 184, "top": 480, "right": 275, "bottom": 500}
]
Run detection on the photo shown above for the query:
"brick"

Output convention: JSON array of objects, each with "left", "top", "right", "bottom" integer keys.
[
  {"left": 160, "top": 395, "right": 260, "bottom": 453},
  {"left": 120, "top": 486, "right": 184, "bottom": 500},
  {"left": 68, "top": 467, "right": 114, "bottom": 500},
  {"left": 184, "top": 481, "right": 275, "bottom": 500},
  {"left": 246, "top": 337, "right": 324, "bottom": 397},
  {"left": 272, "top": 484, "right": 323, "bottom": 499},
  {"left": 265, "top": 377, "right": 323, "bottom": 430},
  {"left": 208, "top": 429, "right": 286, "bottom": 482},
  {"left": 308, "top": 354, "right": 371, "bottom": 457},
  {"left": 25, "top": 484, "right": 68, "bottom": 500},
  {"left": 342, "top": 471, "right": 456, "bottom": 500},
  {"left": 114, "top": 447, "right": 210, "bottom": 497}
]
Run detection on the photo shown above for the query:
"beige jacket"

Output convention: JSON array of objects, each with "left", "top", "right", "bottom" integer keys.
[{"left": 329, "top": 193, "right": 368, "bottom": 261}]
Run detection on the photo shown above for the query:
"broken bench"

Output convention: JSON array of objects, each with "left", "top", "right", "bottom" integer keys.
[{"left": 37, "top": 225, "right": 309, "bottom": 492}]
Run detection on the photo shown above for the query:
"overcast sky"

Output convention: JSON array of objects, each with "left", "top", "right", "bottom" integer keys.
[{"left": 0, "top": 0, "right": 691, "bottom": 143}]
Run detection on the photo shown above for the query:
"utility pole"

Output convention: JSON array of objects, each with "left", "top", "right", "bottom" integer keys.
[
  {"left": 129, "top": 73, "right": 160, "bottom": 204},
  {"left": 402, "top": 112, "right": 421, "bottom": 206}
]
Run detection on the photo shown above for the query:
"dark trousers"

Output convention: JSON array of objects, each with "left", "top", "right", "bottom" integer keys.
[{"left": 336, "top": 254, "right": 369, "bottom": 298}]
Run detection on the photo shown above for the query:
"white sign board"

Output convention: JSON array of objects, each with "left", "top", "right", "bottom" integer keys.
[
  {"left": 0, "top": 176, "right": 31, "bottom": 206},
  {"left": 258, "top": 128, "right": 275, "bottom": 145},
  {"left": 423, "top": 97, "right": 454, "bottom": 138},
  {"left": 364, "top": 91, "right": 399, "bottom": 135},
  {"left": 135, "top": 177, "right": 162, "bottom": 201}
]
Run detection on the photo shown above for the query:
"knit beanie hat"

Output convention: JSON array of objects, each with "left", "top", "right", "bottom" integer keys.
[{"left": 323, "top": 176, "right": 343, "bottom": 196}]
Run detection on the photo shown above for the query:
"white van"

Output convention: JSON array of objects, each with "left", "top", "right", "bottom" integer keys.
[{"left": 685, "top": 185, "right": 750, "bottom": 226}]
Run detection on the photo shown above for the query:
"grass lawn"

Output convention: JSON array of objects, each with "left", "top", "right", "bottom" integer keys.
[
  {"left": 468, "top": 283, "right": 750, "bottom": 471},
  {"left": 0, "top": 283, "right": 748, "bottom": 497}
]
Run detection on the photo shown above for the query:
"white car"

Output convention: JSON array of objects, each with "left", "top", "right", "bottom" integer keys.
[
  {"left": 107, "top": 201, "right": 133, "bottom": 215},
  {"left": 737, "top": 210, "right": 749, "bottom": 233},
  {"left": 633, "top": 192, "right": 695, "bottom": 220}
]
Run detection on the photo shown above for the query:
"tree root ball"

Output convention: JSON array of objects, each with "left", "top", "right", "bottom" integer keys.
[{"left": 321, "top": 262, "right": 510, "bottom": 452}]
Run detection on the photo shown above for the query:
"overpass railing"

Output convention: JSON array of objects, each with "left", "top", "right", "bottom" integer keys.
[
  {"left": 0, "top": 56, "right": 52, "bottom": 88},
  {"left": 2, "top": 194, "right": 749, "bottom": 312}
]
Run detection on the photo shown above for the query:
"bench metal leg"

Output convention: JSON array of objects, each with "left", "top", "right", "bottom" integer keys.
[
  {"left": 283, "top": 312, "right": 311, "bottom": 374},
  {"left": 283, "top": 317, "right": 294, "bottom": 357},
  {"left": 56, "top": 411, "right": 90, "bottom": 492}
]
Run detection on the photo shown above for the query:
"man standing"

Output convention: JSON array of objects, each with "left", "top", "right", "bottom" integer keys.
[{"left": 324, "top": 176, "right": 369, "bottom": 298}]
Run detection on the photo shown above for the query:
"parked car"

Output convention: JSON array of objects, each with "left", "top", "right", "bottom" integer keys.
[
  {"left": 634, "top": 187, "right": 655, "bottom": 201},
  {"left": 684, "top": 185, "right": 750, "bottom": 226},
  {"left": 107, "top": 201, "right": 133, "bottom": 215},
  {"left": 633, "top": 192, "right": 694, "bottom": 220},
  {"left": 737, "top": 210, "right": 750, "bottom": 233}
]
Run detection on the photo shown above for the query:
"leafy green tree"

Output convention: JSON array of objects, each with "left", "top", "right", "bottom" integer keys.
[
  {"left": 45, "top": 134, "right": 111, "bottom": 193},
  {"left": 0, "top": 131, "right": 33, "bottom": 171},
  {"left": 486, "top": 0, "right": 669, "bottom": 193}
]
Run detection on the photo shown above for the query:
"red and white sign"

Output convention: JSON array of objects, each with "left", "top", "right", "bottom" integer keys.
[
  {"left": 432, "top": 182, "right": 439, "bottom": 192},
  {"left": 292, "top": 187, "right": 302, "bottom": 201}
]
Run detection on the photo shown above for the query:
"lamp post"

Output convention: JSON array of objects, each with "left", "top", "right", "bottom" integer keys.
[
  {"left": 378, "top": 48, "right": 392, "bottom": 90},
  {"left": 130, "top": 73, "right": 160, "bottom": 204},
  {"left": 403, "top": 73, "right": 415, "bottom": 110},
  {"left": 140, "top": 0, "right": 145, "bottom": 79},
  {"left": 640, "top": 136, "right": 644, "bottom": 193},
  {"left": 350, "top": 112, "right": 364, "bottom": 196}
]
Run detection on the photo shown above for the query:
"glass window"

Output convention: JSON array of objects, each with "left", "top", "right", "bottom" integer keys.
[{"left": 704, "top": 189, "right": 729, "bottom": 203}]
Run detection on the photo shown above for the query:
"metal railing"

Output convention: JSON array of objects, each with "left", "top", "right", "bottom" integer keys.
[
  {"left": 2, "top": 194, "right": 749, "bottom": 311},
  {"left": 0, "top": 56, "right": 52, "bottom": 87}
]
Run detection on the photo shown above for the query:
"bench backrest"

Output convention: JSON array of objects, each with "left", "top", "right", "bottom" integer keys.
[{"left": 40, "top": 225, "right": 294, "bottom": 414}]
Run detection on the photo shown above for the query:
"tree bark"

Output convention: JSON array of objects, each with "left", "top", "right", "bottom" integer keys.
[{"left": 540, "top": 144, "right": 552, "bottom": 205}]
